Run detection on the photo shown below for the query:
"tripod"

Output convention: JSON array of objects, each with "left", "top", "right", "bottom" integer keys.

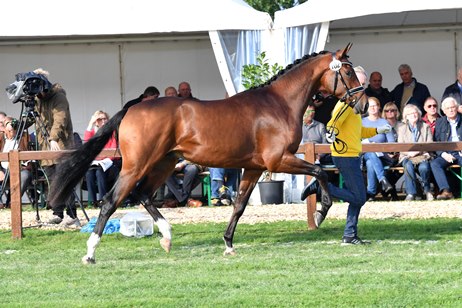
[{"left": 0, "top": 97, "right": 89, "bottom": 222}]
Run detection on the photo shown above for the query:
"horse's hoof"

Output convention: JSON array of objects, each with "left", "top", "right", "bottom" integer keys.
[
  {"left": 160, "top": 238, "right": 171, "bottom": 253},
  {"left": 223, "top": 247, "right": 236, "bottom": 256},
  {"left": 82, "top": 256, "right": 96, "bottom": 265},
  {"left": 314, "top": 211, "right": 326, "bottom": 228}
]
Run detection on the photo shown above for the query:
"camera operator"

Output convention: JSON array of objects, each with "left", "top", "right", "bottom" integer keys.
[
  {"left": 0, "top": 116, "right": 33, "bottom": 209},
  {"left": 33, "top": 68, "right": 78, "bottom": 227}
]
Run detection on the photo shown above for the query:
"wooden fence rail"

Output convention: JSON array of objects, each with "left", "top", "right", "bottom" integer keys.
[{"left": 4, "top": 142, "right": 462, "bottom": 238}]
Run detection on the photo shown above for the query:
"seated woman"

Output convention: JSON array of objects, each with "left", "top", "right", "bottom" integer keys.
[
  {"left": 397, "top": 104, "right": 434, "bottom": 201},
  {"left": 361, "top": 97, "right": 395, "bottom": 201},
  {"left": 84, "top": 111, "right": 120, "bottom": 206},
  {"left": 0, "top": 116, "right": 32, "bottom": 208}
]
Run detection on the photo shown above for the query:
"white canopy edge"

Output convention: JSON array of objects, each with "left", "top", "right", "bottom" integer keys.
[
  {"left": 273, "top": 0, "right": 462, "bottom": 29},
  {"left": 0, "top": 0, "right": 272, "bottom": 37}
]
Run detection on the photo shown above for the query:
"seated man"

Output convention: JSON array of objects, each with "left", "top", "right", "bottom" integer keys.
[
  {"left": 209, "top": 168, "right": 239, "bottom": 206},
  {"left": 430, "top": 97, "right": 462, "bottom": 200},
  {"left": 0, "top": 117, "right": 32, "bottom": 208},
  {"left": 164, "top": 159, "right": 203, "bottom": 208}
]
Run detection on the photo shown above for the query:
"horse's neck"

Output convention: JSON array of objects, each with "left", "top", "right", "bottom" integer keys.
[{"left": 270, "top": 60, "right": 325, "bottom": 118}]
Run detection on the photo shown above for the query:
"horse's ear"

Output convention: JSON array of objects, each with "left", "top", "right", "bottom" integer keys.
[{"left": 339, "top": 43, "right": 353, "bottom": 58}]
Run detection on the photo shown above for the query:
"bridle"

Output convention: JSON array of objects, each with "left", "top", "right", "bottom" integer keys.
[
  {"left": 324, "top": 54, "right": 366, "bottom": 154},
  {"left": 330, "top": 54, "right": 365, "bottom": 107}
]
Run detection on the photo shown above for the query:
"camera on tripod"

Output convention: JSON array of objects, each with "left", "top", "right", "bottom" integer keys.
[{"left": 5, "top": 71, "right": 52, "bottom": 105}]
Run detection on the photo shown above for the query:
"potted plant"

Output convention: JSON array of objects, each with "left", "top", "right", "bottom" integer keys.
[{"left": 241, "top": 52, "right": 284, "bottom": 204}]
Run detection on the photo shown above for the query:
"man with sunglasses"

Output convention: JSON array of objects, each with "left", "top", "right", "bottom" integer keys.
[{"left": 422, "top": 97, "right": 441, "bottom": 135}]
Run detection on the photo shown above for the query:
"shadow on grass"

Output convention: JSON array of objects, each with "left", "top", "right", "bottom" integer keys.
[{"left": 170, "top": 218, "right": 462, "bottom": 248}]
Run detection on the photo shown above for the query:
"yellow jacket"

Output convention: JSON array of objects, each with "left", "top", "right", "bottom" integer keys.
[{"left": 326, "top": 101, "right": 377, "bottom": 157}]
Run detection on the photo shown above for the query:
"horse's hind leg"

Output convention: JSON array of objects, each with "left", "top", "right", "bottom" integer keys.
[
  {"left": 223, "top": 169, "right": 261, "bottom": 256},
  {"left": 82, "top": 170, "right": 142, "bottom": 265},
  {"left": 130, "top": 157, "right": 177, "bottom": 253}
]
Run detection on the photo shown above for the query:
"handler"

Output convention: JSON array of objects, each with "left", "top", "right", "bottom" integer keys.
[{"left": 302, "top": 66, "right": 391, "bottom": 245}]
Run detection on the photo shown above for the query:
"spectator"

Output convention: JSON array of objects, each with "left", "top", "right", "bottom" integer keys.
[
  {"left": 390, "top": 64, "right": 431, "bottom": 116},
  {"left": 441, "top": 67, "right": 462, "bottom": 106},
  {"left": 163, "top": 159, "right": 203, "bottom": 208},
  {"left": 313, "top": 94, "right": 338, "bottom": 126},
  {"left": 209, "top": 168, "right": 239, "bottom": 206},
  {"left": 430, "top": 97, "right": 462, "bottom": 200},
  {"left": 123, "top": 86, "right": 160, "bottom": 109},
  {"left": 0, "top": 111, "right": 6, "bottom": 136},
  {"left": 164, "top": 86, "right": 178, "bottom": 97},
  {"left": 84, "top": 110, "right": 120, "bottom": 207},
  {"left": 365, "top": 71, "right": 392, "bottom": 109},
  {"left": 422, "top": 97, "right": 441, "bottom": 135},
  {"left": 397, "top": 104, "right": 434, "bottom": 201},
  {"left": 178, "top": 81, "right": 194, "bottom": 98},
  {"left": 382, "top": 101, "right": 403, "bottom": 140},
  {"left": 361, "top": 97, "right": 395, "bottom": 201},
  {"left": 302, "top": 105, "right": 331, "bottom": 165},
  {"left": 33, "top": 68, "right": 78, "bottom": 226},
  {"left": 303, "top": 66, "right": 391, "bottom": 245},
  {"left": 0, "top": 116, "right": 33, "bottom": 208}
]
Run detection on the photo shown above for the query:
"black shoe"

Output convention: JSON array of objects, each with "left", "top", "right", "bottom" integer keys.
[
  {"left": 301, "top": 178, "right": 319, "bottom": 201},
  {"left": 380, "top": 178, "right": 393, "bottom": 193},
  {"left": 341, "top": 236, "right": 371, "bottom": 246},
  {"left": 366, "top": 193, "right": 375, "bottom": 202},
  {"left": 314, "top": 211, "right": 325, "bottom": 228}
]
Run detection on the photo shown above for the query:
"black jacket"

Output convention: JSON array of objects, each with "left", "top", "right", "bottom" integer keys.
[
  {"left": 433, "top": 114, "right": 462, "bottom": 156},
  {"left": 442, "top": 81, "right": 462, "bottom": 105},
  {"left": 390, "top": 78, "right": 431, "bottom": 115}
]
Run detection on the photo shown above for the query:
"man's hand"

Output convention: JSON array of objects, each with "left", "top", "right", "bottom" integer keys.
[
  {"left": 377, "top": 124, "right": 392, "bottom": 134},
  {"left": 326, "top": 132, "right": 336, "bottom": 143},
  {"left": 49, "top": 140, "right": 61, "bottom": 151},
  {"left": 442, "top": 152, "right": 455, "bottom": 163}
]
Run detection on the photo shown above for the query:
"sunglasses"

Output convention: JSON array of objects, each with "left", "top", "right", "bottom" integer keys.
[
  {"left": 426, "top": 104, "right": 437, "bottom": 108},
  {"left": 97, "top": 118, "right": 108, "bottom": 121},
  {"left": 385, "top": 109, "right": 397, "bottom": 112}
]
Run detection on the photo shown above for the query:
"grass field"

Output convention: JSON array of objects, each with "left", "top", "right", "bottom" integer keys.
[{"left": 1, "top": 218, "right": 461, "bottom": 307}]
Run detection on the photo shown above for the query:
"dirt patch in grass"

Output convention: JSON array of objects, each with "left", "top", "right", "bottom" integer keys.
[{"left": 1, "top": 199, "right": 461, "bottom": 231}]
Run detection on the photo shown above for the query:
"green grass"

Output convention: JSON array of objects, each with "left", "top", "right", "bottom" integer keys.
[{"left": 1, "top": 218, "right": 462, "bottom": 307}]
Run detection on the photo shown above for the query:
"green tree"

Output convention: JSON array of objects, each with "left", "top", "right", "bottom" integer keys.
[{"left": 245, "top": 0, "right": 307, "bottom": 19}]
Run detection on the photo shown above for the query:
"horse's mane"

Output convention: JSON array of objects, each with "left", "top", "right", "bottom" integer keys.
[{"left": 249, "top": 50, "right": 330, "bottom": 90}]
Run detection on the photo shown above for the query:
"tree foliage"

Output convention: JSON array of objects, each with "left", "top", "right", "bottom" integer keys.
[{"left": 245, "top": 0, "right": 307, "bottom": 19}]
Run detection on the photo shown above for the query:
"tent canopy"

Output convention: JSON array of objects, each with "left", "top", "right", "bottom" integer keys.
[
  {"left": 0, "top": 0, "right": 272, "bottom": 38},
  {"left": 274, "top": 0, "right": 462, "bottom": 30}
]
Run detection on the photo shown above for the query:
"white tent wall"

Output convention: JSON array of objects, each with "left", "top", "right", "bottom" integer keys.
[
  {"left": 326, "top": 29, "right": 462, "bottom": 105},
  {"left": 0, "top": 38, "right": 225, "bottom": 135}
]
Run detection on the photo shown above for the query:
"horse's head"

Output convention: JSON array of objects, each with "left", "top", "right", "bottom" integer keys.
[{"left": 318, "top": 43, "right": 368, "bottom": 114}]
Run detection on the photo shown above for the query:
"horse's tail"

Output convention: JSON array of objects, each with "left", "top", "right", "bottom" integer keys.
[{"left": 49, "top": 108, "right": 128, "bottom": 206}]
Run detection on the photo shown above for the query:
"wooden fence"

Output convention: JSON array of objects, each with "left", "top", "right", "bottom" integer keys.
[{"left": 4, "top": 142, "right": 462, "bottom": 238}]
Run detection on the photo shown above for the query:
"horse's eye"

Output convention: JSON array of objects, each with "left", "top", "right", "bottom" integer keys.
[{"left": 345, "top": 70, "right": 353, "bottom": 78}]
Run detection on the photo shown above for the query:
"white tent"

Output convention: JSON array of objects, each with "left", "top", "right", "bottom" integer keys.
[
  {"left": 0, "top": 0, "right": 272, "bottom": 134},
  {"left": 274, "top": 0, "right": 462, "bottom": 104},
  {"left": 1, "top": 0, "right": 272, "bottom": 36}
]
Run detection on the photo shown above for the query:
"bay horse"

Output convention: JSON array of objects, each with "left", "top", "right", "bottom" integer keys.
[{"left": 50, "top": 43, "right": 367, "bottom": 264}]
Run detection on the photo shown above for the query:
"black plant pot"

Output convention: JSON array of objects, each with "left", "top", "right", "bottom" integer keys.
[{"left": 258, "top": 180, "right": 284, "bottom": 205}]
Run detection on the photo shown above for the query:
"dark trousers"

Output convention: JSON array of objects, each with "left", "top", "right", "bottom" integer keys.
[{"left": 165, "top": 164, "right": 199, "bottom": 204}]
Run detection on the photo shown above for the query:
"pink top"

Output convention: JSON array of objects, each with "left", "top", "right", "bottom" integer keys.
[{"left": 84, "top": 130, "right": 118, "bottom": 160}]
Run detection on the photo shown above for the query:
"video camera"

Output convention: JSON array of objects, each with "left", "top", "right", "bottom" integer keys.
[{"left": 5, "top": 72, "right": 52, "bottom": 104}]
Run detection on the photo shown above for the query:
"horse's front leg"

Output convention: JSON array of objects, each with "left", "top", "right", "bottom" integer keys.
[
  {"left": 273, "top": 154, "right": 332, "bottom": 210},
  {"left": 223, "top": 169, "right": 261, "bottom": 256}
]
